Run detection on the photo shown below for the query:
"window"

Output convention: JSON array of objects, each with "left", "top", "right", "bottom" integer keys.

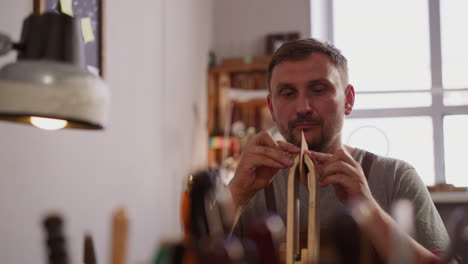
[
  {"left": 444, "top": 115, "right": 468, "bottom": 186},
  {"left": 343, "top": 117, "right": 435, "bottom": 185},
  {"left": 312, "top": 0, "right": 468, "bottom": 186},
  {"left": 441, "top": 1, "right": 468, "bottom": 89}
]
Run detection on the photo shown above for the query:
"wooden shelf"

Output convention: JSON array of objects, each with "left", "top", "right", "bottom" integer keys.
[
  {"left": 209, "top": 63, "right": 269, "bottom": 74},
  {"left": 207, "top": 55, "right": 272, "bottom": 166},
  {"left": 431, "top": 192, "right": 468, "bottom": 203}
]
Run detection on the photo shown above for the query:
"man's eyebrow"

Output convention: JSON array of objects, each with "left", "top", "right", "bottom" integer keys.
[
  {"left": 275, "top": 83, "right": 295, "bottom": 91},
  {"left": 306, "top": 78, "right": 331, "bottom": 87}
]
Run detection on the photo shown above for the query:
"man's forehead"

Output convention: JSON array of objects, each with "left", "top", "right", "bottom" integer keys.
[
  {"left": 270, "top": 54, "right": 343, "bottom": 88},
  {"left": 273, "top": 53, "right": 334, "bottom": 72}
]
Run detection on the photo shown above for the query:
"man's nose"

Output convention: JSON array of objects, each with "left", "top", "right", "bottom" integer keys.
[{"left": 296, "top": 97, "right": 312, "bottom": 115}]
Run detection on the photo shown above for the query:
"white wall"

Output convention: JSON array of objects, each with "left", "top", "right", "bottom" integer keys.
[
  {"left": 212, "top": 0, "right": 310, "bottom": 61},
  {"left": 0, "top": 0, "right": 212, "bottom": 263}
]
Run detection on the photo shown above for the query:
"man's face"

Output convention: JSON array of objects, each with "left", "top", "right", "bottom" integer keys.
[{"left": 267, "top": 53, "right": 354, "bottom": 152}]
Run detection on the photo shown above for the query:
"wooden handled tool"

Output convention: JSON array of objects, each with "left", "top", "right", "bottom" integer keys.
[
  {"left": 110, "top": 207, "right": 129, "bottom": 264},
  {"left": 84, "top": 233, "right": 97, "bottom": 264},
  {"left": 43, "top": 214, "right": 69, "bottom": 264},
  {"left": 247, "top": 214, "right": 285, "bottom": 264},
  {"left": 286, "top": 131, "right": 319, "bottom": 264}
]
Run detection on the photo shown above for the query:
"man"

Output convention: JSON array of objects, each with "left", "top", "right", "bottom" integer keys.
[{"left": 228, "top": 38, "right": 449, "bottom": 262}]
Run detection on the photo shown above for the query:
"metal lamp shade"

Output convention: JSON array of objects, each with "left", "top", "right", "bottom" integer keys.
[
  {"left": 0, "top": 60, "right": 109, "bottom": 129},
  {"left": 0, "top": 12, "right": 110, "bottom": 130}
]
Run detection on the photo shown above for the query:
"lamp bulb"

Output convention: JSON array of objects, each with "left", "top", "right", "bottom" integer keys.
[{"left": 30, "top": 116, "right": 68, "bottom": 130}]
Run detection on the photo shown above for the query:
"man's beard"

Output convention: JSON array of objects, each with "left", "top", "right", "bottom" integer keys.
[{"left": 277, "top": 115, "right": 327, "bottom": 151}]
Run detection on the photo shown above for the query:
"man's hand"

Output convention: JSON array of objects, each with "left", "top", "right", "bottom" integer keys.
[
  {"left": 229, "top": 130, "right": 300, "bottom": 210},
  {"left": 306, "top": 148, "right": 374, "bottom": 204}
]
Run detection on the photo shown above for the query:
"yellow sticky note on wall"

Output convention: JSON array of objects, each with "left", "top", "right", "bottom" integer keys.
[
  {"left": 81, "top": 17, "right": 95, "bottom": 43},
  {"left": 60, "top": 0, "right": 73, "bottom": 16}
]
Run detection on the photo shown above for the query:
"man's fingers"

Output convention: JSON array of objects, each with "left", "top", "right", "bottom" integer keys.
[
  {"left": 332, "top": 148, "right": 357, "bottom": 166},
  {"left": 306, "top": 150, "right": 333, "bottom": 162},
  {"left": 249, "top": 145, "right": 295, "bottom": 167},
  {"left": 277, "top": 141, "right": 301, "bottom": 153},
  {"left": 311, "top": 149, "right": 372, "bottom": 203},
  {"left": 320, "top": 160, "right": 356, "bottom": 179},
  {"left": 309, "top": 149, "right": 358, "bottom": 169},
  {"left": 319, "top": 173, "right": 352, "bottom": 187},
  {"left": 253, "top": 130, "right": 278, "bottom": 148},
  {"left": 249, "top": 154, "right": 290, "bottom": 169}
]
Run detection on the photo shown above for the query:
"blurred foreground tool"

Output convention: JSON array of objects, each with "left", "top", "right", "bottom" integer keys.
[
  {"left": 286, "top": 131, "right": 319, "bottom": 264},
  {"left": 154, "top": 242, "right": 188, "bottom": 264},
  {"left": 199, "top": 236, "right": 246, "bottom": 264},
  {"left": 440, "top": 207, "right": 468, "bottom": 263},
  {"left": 110, "top": 207, "right": 129, "bottom": 264},
  {"left": 84, "top": 233, "right": 97, "bottom": 264},
  {"left": 247, "top": 213, "right": 285, "bottom": 264},
  {"left": 187, "top": 169, "right": 224, "bottom": 240},
  {"left": 390, "top": 200, "right": 414, "bottom": 264},
  {"left": 43, "top": 214, "right": 69, "bottom": 264},
  {"left": 181, "top": 174, "right": 193, "bottom": 242},
  {"left": 329, "top": 211, "right": 367, "bottom": 264},
  {"left": 154, "top": 242, "right": 175, "bottom": 264},
  {"left": 176, "top": 168, "right": 288, "bottom": 263},
  {"left": 186, "top": 169, "right": 248, "bottom": 263}
]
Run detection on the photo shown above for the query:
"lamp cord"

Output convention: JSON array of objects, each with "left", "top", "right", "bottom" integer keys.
[
  {"left": 0, "top": 33, "right": 12, "bottom": 56},
  {"left": 0, "top": 32, "right": 25, "bottom": 56},
  {"left": 12, "top": 43, "right": 24, "bottom": 52}
]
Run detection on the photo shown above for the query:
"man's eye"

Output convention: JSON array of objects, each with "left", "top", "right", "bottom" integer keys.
[
  {"left": 312, "top": 86, "right": 327, "bottom": 94},
  {"left": 280, "top": 90, "right": 295, "bottom": 97}
]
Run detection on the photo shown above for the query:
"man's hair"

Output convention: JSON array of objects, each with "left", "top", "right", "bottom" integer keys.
[{"left": 267, "top": 38, "right": 349, "bottom": 91}]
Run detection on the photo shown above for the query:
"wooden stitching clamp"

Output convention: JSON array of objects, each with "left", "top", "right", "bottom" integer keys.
[{"left": 286, "top": 131, "right": 319, "bottom": 264}]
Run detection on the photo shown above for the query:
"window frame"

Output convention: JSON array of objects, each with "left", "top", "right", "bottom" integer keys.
[{"left": 310, "top": 0, "right": 468, "bottom": 184}]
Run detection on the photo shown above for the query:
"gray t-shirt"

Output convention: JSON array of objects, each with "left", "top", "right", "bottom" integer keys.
[{"left": 234, "top": 148, "right": 449, "bottom": 251}]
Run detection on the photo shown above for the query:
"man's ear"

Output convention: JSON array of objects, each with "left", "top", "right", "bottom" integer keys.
[
  {"left": 267, "top": 94, "right": 276, "bottom": 122},
  {"left": 344, "top": 85, "right": 355, "bottom": 115}
]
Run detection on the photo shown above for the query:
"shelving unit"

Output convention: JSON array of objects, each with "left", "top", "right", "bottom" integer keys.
[{"left": 207, "top": 56, "right": 273, "bottom": 167}]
